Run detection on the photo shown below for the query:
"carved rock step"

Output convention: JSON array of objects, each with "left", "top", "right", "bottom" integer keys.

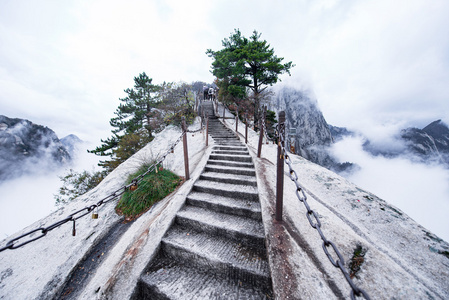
[
  {"left": 212, "top": 149, "right": 249, "bottom": 156},
  {"left": 208, "top": 129, "right": 234, "bottom": 134},
  {"left": 211, "top": 135, "right": 239, "bottom": 140},
  {"left": 214, "top": 141, "right": 243, "bottom": 146},
  {"left": 186, "top": 190, "right": 262, "bottom": 220},
  {"left": 209, "top": 154, "right": 252, "bottom": 163},
  {"left": 207, "top": 159, "right": 254, "bottom": 169},
  {"left": 193, "top": 179, "right": 259, "bottom": 201},
  {"left": 205, "top": 163, "right": 256, "bottom": 176},
  {"left": 213, "top": 145, "right": 247, "bottom": 151},
  {"left": 208, "top": 127, "right": 236, "bottom": 134},
  {"left": 200, "top": 171, "right": 257, "bottom": 186},
  {"left": 136, "top": 257, "right": 272, "bottom": 300},
  {"left": 211, "top": 137, "right": 240, "bottom": 142},
  {"left": 161, "top": 226, "right": 270, "bottom": 285},
  {"left": 175, "top": 205, "right": 265, "bottom": 247}
]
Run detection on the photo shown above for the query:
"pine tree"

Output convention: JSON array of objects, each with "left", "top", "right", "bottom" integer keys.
[
  {"left": 207, "top": 29, "right": 294, "bottom": 127},
  {"left": 89, "top": 72, "right": 161, "bottom": 171}
]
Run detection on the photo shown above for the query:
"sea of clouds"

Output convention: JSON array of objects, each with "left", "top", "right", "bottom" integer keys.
[
  {"left": 0, "top": 142, "right": 100, "bottom": 239},
  {"left": 331, "top": 134, "right": 449, "bottom": 243}
]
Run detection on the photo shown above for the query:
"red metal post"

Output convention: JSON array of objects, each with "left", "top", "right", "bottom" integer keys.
[
  {"left": 181, "top": 117, "right": 190, "bottom": 180},
  {"left": 276, "top": 111, "right": 285, "bottom": 221}
]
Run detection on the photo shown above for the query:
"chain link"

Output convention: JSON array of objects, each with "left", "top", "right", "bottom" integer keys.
[
  {"left": 261, "top": 109, "right": 274, "bottom": 144},
  {"left": 276, "top": 124, "right": 371, "bottom": 300},
  {"left": 186, "top": 126, "right": 203, "bottom": 133},
  {"left": 0, "top": 132, "right": 186, "bottom": 253}
]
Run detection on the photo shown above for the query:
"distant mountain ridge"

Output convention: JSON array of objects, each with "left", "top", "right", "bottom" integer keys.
[
  {"left": 330, "top": 120, "right": 449, "bottom": 167},
  {"left": 400, "top": 119, "right": 449, "bottom": 165},
  {"left": 61, "top": 134, "right": 83, "bottom": 157},
  {"left": 0, "top": 115, "right": 75, "bottom": 181},
  {"left": 265, "top": 86, "right": 449, "bottom": 171}
]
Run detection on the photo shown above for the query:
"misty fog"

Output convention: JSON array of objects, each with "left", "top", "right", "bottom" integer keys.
[
  {"left": 331, "top": 136, "right": 449, "bottom": 242},
  {"left": 0, "top": 143, "right": 100, "bottom": 238},
  {"left": 2, "top": 134, "right": 449, "bottom": 244}
]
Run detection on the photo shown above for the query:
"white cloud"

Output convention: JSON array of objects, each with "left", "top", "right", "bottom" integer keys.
[
  {"left": 0, "top": 142, "right": 101, "bottom": 238},
  {"left": 331, "top": 136, "right": 449, "bottom": 242}
]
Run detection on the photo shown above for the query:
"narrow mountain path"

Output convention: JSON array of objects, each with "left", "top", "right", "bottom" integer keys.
[{"left": 131, "top": 101, "right": 273, "bottom": 299}]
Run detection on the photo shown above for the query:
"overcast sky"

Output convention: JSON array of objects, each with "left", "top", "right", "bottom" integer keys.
[
  {"left": 1, "top": 1, "right": 449, "bottom": 240},
  {"left": 1, "top": 0, "right": 449, "bottom": 143}
]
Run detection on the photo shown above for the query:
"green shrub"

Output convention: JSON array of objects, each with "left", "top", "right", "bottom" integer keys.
[
  {"left": 55, "top": 169, "right": 106, "bottom": 205},
  {"left": 116, "top": 164, "right": 182, "bottom": 220}
]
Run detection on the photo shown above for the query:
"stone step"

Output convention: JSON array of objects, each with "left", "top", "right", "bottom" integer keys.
[
  {"left": 132, "top": 103, "right": 273, "bottom": 299},
  {"left": 175, "top": 205, "right": 265, "bottom": 247},
  {"left": 211, "top": 137, "right": 239, "bottom": 141},
  {"left": 186, "top": 191, "right": 262, "bottom": 220},
  {"left": 160, "top": 226, "right": 271, "bottom": 287},
  {"left": 200, "top": 171, "right": 256, "bottom": 186},
  {"left": 193, "top": 179, "right": 259, "bottom": 201},
  {"left": 215, "top": 141, "right": 243, "bottom": 146},
  {"left": 207, "top": 159, "right": 254, "bottom": 169},
  {"left": 209, "top": 154, "right": 252, "bottom": 163},
  {"left": 212, "top": 149, "right": 249, "bottom": 156},
  {"left": 135, "top": 257, "right": 272, "bottom": 299},
  {"left": 213, "top": 145, "right": 247, "bottom": 151},
  {"left": 208, "top": 127, "right": 232, "bottom": 130},
  {"left": 205, "top": 164, "right": 256, "bottom": 176}
]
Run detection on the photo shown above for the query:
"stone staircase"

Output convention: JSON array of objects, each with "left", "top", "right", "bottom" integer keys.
[{"left": 131, "top": 102, "right": 273, "bottom": 299}]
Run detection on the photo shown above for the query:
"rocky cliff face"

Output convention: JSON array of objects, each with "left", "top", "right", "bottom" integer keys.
[
  {"left": 0, "top": 115, "right": 71, "bottom": 181},
  {"left": 267, "top": 87, "right": 341, "bottom": 169}
]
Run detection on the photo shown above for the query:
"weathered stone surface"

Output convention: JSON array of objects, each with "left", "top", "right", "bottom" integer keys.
[{"left": 132, "top": 101, "right": 273, "bottom": 299}]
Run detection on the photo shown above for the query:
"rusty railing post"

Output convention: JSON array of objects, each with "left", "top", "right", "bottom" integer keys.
[
  {"left": 257, "top": 111, "right": 264, "bottom": 158},
  {"left": 245, "top": 113, "right": 248, "bottom": 144},
  {"left": 181, "top": 116, "right": 190, "bottom": 180},
  {"left": 235, "top": 105, "right": 238, "bottom": 133},
  {"left": 201, "top": 105, "right": 204, "bottom": 125},
  {"left": 223, "top": 104, "right": 225, "bottom": 121},
  {"left": 206, "top": 117, "right": 209, "bottom": 147},
  {"left": 276, "top": 111, "right": 285, "bottom": 221}
]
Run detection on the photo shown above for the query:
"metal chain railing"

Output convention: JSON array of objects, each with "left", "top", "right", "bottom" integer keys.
[
  {"left": 0, "top": 132, "right": 186, "bottom": 253},
  {"left": 261, "top": 109, "right": 274, "bottom": 144},
  {"left": 186, "top": 122, "right": 204, "bottom": 134},
  {"left": 276, "top": 121, "right": 371, "bottom": 300}
]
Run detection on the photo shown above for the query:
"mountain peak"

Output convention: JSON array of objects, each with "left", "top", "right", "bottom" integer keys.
[
  {"left": 422, "top": 119, "right": 449, "bottom": 139},
  {"left": 0, "top": 115, "right": 71, "bottom": 181}
]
